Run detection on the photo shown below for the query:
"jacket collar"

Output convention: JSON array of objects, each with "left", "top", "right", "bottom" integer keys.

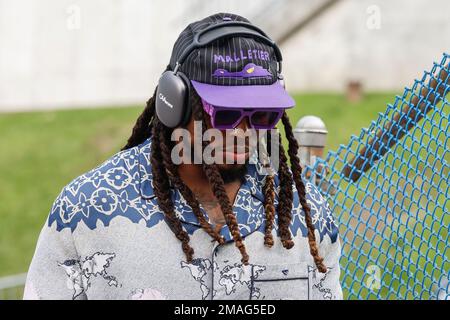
[
  {"left": 137, "top": 138, "right": 155, "bottom": 199},
  {"left": 137, "top": 137, "right": 270, "bottom": 241}
]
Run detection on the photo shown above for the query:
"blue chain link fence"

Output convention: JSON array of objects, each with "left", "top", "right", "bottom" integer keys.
[{"left": 303, "top": 53, "right": 449, "bottom": 299}]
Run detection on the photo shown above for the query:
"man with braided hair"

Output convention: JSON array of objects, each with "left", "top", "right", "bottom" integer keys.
[{"left": 25, "top": 13, "right": 342, "bottom": 300}]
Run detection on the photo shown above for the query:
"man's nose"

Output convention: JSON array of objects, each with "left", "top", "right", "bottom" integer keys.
[{"left": 235, "top": 116, "right": 250, "bottom": 131}]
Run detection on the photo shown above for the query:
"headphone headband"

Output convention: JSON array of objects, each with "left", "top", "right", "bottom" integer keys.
[
  {"left": 174, "top": 21, "right": 283, "bottom": 74},
  {"left": 157, "top": 20, "right": 286, "bottom": 129}
]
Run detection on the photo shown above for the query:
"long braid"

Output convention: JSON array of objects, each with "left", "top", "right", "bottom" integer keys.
[
  {"left": 202, "top": 161, "right": 250, "bottom": 265},
  {"left": 263, "top": 174, "right": 275, "bottom": 247},
  {"left": 281, "top": 112, "right": 327, "bottom": 273},
  {"left": 151, "top": 118, "right": 194, "bottom": 262},
  {"left": 277, "top": 136, "right": 295, "bottom": 249},
  {"left": 261, "top": 132, "right": 276, "bottom": 247},
  {"left": 158, "top": 127, "right": 225, "bottom": 244},
  {"left": 192, "top": 96, "right": 250, "bottom": 265}
]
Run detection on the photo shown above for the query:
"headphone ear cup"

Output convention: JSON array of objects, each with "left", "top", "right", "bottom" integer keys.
[{"left": 155, "top": 71, "right": 188, "bottom": 128}]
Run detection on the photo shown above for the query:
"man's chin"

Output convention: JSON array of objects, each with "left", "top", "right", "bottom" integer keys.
[
  {"left": 216, "top": 163, "right": 247, "bottom": 170},
  {"left": 217, "top": 163, "right": 249, "bottom": 184}
]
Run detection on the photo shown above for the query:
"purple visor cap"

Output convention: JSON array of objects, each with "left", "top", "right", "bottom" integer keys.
[{"left": 190, "top": 80, "right": 295, "bottom": 109}]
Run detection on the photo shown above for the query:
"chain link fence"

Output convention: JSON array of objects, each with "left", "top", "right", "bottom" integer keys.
[{"left": 303, "top": 53, "right": 449, "bottom": 299}]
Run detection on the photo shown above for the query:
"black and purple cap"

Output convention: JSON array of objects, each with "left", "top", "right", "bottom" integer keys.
[{"left": 168, "top": 12, "right": 295, "bottom": 109}]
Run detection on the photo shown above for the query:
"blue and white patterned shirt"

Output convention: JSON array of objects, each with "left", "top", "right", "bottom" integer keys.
[{"left": 24, "top": 137, "right": 342, "bottom": 300}]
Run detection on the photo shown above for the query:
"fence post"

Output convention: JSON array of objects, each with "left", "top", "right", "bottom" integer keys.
[
  {"left": 0, "top": 273, "right": 27, "bottom": 300},
  {"left": 294, "top": 115, "right": 328, "bottom": 167},
  {"left": 294, "top": 115, "right": 337, "bottom": 195}
]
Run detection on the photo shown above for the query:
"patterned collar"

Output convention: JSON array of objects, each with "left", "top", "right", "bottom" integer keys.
[{"left": 137, "top": 137, "right": 271, "bottom": 242}]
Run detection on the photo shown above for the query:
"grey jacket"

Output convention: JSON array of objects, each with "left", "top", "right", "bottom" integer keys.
[{"left": 24, "top": 137, "right": 342, "bottom": 300}]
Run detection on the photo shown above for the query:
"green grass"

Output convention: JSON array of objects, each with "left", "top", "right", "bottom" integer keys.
[
  {"left": 0, "top": 92, "right": 396, "bottom": 277},
  {"left": 286, "top": 93, "right": 396, "bottom": 154}
]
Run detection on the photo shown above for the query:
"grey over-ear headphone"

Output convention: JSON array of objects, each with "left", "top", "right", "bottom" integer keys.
[{"left": 155, "top": 21, "right": 285, "bottom": 128}]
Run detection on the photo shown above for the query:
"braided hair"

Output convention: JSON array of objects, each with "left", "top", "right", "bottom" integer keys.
[{"left": 122, "top": 68, "right": 327, "bottom": 272}]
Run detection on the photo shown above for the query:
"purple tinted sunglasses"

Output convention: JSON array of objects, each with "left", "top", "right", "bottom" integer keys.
[{"left": 201, "top": 99, "right": 284, "bottom": 130}]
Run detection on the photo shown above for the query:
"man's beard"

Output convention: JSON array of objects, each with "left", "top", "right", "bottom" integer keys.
[{"left": 218, "top": 163, "right": 249, "bottom": 184}]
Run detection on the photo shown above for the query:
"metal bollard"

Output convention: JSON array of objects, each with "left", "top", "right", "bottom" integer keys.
[
  {"left": 294, "top": 115, "right": 327, "bottom": 168},
  {"left": 294, "top": 115, "right": 336, "bottom": 195}
]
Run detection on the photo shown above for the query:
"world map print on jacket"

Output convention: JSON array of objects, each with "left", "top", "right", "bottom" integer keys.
[
  {"left": 181, "top": 258, "right": 216, "bottom": 300},
  {"left": 181, "top": 259, "right": 266, "bottom": 300},
  {"left": 47, "top": 137, "right": 339, "bottom": 244},
  {"left": 58, "top": 252, "right": 119, "bottom": 299},
  {"left": 218, "top": 263, "right": 266, "bottom": 299}
]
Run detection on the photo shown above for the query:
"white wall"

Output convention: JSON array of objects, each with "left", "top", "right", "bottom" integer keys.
[
  {"left": 0, "top": 0, "right": 449, "bottom": 111},
  {"left": 282, "top": 0, "right": 450, "bottom": 92},
  {"left": 0, "top": 0, "right": 276, "bottom": 111},
  {"left": 0, "top": 0, "right": 185, "bottom": 111}
]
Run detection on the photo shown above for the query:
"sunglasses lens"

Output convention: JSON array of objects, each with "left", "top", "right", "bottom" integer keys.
[
  {"left": 251, "top": 111, "right": 280, "bottom": 128},
  {"left": 214, "top": 110, "right": 242, "bottom": 128}
]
